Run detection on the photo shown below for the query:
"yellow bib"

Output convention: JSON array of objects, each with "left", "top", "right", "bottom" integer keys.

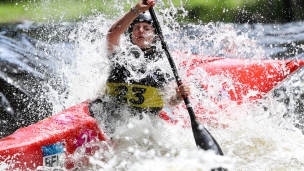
[{"left": 105, "top": 82, "right": 164, "bottom": 108}]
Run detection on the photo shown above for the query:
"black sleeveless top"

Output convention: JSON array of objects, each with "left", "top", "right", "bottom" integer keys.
[{"left": 105, "top": 46, "right": 170, "bottom": 113}]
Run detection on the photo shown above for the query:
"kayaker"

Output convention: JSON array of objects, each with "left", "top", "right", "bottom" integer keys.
[{"left": 90, "top": 0, "right": 190, "bottom": 133}]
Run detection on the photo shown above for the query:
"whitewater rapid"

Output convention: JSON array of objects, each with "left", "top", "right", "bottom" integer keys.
[
  {"left": 50, "top": 12, "right": 304, "bottom": 170},
  {"left": 1, "top": 3, "right": 304, "bottom": 171}
]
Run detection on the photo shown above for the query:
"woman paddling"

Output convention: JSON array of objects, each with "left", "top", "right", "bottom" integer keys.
[{"left": 90, "top": 0, "right": 190, "bottom": 133}]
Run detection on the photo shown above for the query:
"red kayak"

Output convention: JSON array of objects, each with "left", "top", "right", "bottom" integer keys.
[
  {"left": 1, "top": 55, "right": 303, "bottom": 170},
  {"left": 179, "top": 53, "right": 304, "bottom": 102},
  {"left": 0, "top": 102, "right": 105, "bottom": 170}
]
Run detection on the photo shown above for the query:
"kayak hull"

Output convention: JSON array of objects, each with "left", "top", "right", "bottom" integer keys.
[{"left": 0, "top": 101, "right": 105, "bottom": 170}]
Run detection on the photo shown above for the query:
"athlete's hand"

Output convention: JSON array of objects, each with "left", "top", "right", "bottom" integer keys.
[
  {"left": 176, "top": 83, "right": 191, "bottom": 99},
  {"left": 145, "top": 0, "right": 155, "bottom": 6},
  {"left": 134, "top": 0, "right": 155, "bottom": 13}
]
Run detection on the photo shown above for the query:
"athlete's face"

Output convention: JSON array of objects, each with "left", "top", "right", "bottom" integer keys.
[{"left": 131, "top": 22, "right": 156, "bottom": 49}]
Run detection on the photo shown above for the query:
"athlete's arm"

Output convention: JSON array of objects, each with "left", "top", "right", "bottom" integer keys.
[{"left": 106, "top": 0, "right": 155, "bottom": 53}]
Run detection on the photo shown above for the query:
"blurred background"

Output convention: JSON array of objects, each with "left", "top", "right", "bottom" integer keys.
[{"left": 0, "top": 0, "right": 303, "bottom": 24}]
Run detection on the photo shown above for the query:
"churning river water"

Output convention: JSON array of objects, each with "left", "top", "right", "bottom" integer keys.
[{"left": 1, "top": 7, "right": 304, "bottom": 171}]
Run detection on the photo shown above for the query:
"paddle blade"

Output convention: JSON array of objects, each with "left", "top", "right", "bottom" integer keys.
[{"left": 191, "top": 119, "right": 224, "bottom": 155}]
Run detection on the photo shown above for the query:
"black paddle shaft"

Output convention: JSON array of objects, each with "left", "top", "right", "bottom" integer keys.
[{"left": 148, "top": 7, "right": 224, "bottom": 155}]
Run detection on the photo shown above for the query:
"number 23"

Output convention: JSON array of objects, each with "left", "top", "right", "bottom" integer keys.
[{"left": 115, "top": 86, "right": 146, "bottom": 105}]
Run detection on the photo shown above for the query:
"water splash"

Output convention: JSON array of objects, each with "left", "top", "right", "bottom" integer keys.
[
  {"left": 44, "top": 3, "right": 304, "bottom": 171},
  {"left": 1, "top": 0, "right": 304, "bottom": 170}
]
